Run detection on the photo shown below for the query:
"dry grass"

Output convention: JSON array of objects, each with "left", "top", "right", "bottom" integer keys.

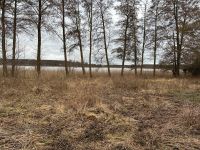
[{"left": 0, "top": 70, "right": 200, "bottom": 150}]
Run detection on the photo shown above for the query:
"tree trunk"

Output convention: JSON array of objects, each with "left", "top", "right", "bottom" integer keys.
[
  {"left": 133, "top": 25, "right": 137, "bottom": 76},
  {"left": 173, "top": 32, "right": 177, "bottom": 77},
  {"left": 101, "top": 9, "right": 111, "bottom": 77},
  {"left": 76, "top": 2, "right": 85, "bottom": 75},
  {"left": 1, "top": 0, "right": 8, "bottom": 77},
  {"left": 12, "top": 0, "right": 17, "bottom": 77},
  {"left": 89, "top": 1, "right": 93, "bottom": 78},
  {"left": 153, "top": 7, "right": 158, "bottom": 77},
  {"left": 173, "top": 0, "right": 180, "bottom": 76},
  {"left": 77, "top": 30, "right": 86, "bottom": 75},
  {"left": 37, "top": 0, "right": 42, "bottom": 76},
  {"left": 62, "top": 0, "right": 69, "bottom": 76},
  {"left": 178, "top": 15, "right": 186, "bottom": 75},
  {"left": 140, "top": 3, "right": 147, "bottom": 75},
  {"left": 121, "top": 15, "right": 129, "bottom": 77}
]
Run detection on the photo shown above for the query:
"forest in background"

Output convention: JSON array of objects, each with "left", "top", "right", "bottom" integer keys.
[{"left": 1, "top": 0, "right": 200, "bottom": 77}]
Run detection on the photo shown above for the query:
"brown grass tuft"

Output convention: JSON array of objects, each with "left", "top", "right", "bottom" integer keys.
[{"left": 0, "top": 70, "right": 199, "bottom": 149}]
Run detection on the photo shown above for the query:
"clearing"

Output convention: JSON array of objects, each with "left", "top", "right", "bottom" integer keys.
[{"left": 0, "top": 72, "right": 200, "bottom": 149}]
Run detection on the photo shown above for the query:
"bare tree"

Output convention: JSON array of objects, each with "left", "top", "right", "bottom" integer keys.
[
  {"left": 140, "top": 1, "right": 148, "bottom": 75},
  {"left": 1, "top": 0, "right": 8, "bottom": 77},
  {"left": 147, "top": 0, "right": 164, "bottom": 77},
  {"left": 83, "top": 0, "right": 94, "bottom": 77},
  {"left": 37, "top": 0, "right": 42, "bottom": 76},
  {"left": 161, "top": 0, "right": 200, "bottom": 76},
  {"left": 48, "top": 0, "right": 70, "bottom": 76},
  {"left": 153, "top": 1, "right": 159, "bottom": 77},
  {"left": 131, "top": 9, "right": 139, "bottom": 76},
  {"left": 76, "top": 1, "right": 86, "bottom": 75},
  {"left": 61, "top": 0, "right": 69, "bottom": 76},
  {"left": 97, "top": 0, "right": 112, "bottom": 77},
  {"left": 23, "top": 0, "right": 54, "bottom": 76},
  {"left": 11, "top": 0, "right": 17, "bottom": 77},
  {"left": 66, "top": 0, "right": 86, "bottom": 75},
  {"left": 117, "top": 0, "right": 130, "bottom": 77},
  {"left": 114, "top": 0, "right": 139, "bottom": 76}
]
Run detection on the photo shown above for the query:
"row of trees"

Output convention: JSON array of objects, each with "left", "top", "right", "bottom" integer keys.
[{"left": 1, "top": 0, "right": 200, "bottom": 77}]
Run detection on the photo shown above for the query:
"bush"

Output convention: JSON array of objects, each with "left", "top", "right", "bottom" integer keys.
[{"left": 187, "top": 58, "right": 200, "bottom": 76}]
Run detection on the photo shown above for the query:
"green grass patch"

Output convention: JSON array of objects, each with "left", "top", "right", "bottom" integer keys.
[{"left": 171, "top": 90, "right": 200, "bottom": 103}]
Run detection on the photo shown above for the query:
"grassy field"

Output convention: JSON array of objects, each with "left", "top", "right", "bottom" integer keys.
[{"left": 0, "top": 71, "right": 200, "bottom": 150}]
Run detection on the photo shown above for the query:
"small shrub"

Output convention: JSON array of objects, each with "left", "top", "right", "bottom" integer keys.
[{"left": 187, "top": 57, "right": 200, "bottom": 76}]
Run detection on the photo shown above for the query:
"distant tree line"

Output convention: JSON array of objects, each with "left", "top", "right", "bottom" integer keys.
[{"left": 0, "top": 0, "right": 200, "bottom": 77}]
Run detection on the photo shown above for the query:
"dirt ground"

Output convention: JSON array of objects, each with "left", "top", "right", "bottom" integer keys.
[{"left": 0, "top": 73, "right": 200, "bottom": 150}]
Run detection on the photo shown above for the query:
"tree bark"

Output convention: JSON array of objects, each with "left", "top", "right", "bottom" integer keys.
[
  {"left": 62, "top": 0, "right": 69, "bottom": 76},
  {"left": 140, "top": 3, "right": 147, "bottom": 75},
  {"left": 12, "top": 0, "right": 17, "bottom": 77},
  {"left": 101, "top": 9, "right": 111, "bottom": 77},
  {"left": 133, "top": 25, "right": 137, "bottom": 76},
  {"left": 37, "top": 0, "right": 42, "bottom": 76},
  {"left": 77, "top": 29, "right": 86, "bottom": 75},
  {"left": 1, "top": 0, "right": 8, "bottom": 77},
  {"left": 173, "top": 32, "right": 177, "bottom": 77},
  {"left": 121, "top": 15, "right": 129, "bottom": 77},
  {"left": 173, "top": 0, "right": 181, "bottom": 76},
  {"left": 89, "top": 1, "right": 93, "bottom": 78},
  {"left": 153, "top": 6, "right": 158, "bottom": 77},
  {"left": 76, "top": 2, "right": 85, "bottom": 75}
]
